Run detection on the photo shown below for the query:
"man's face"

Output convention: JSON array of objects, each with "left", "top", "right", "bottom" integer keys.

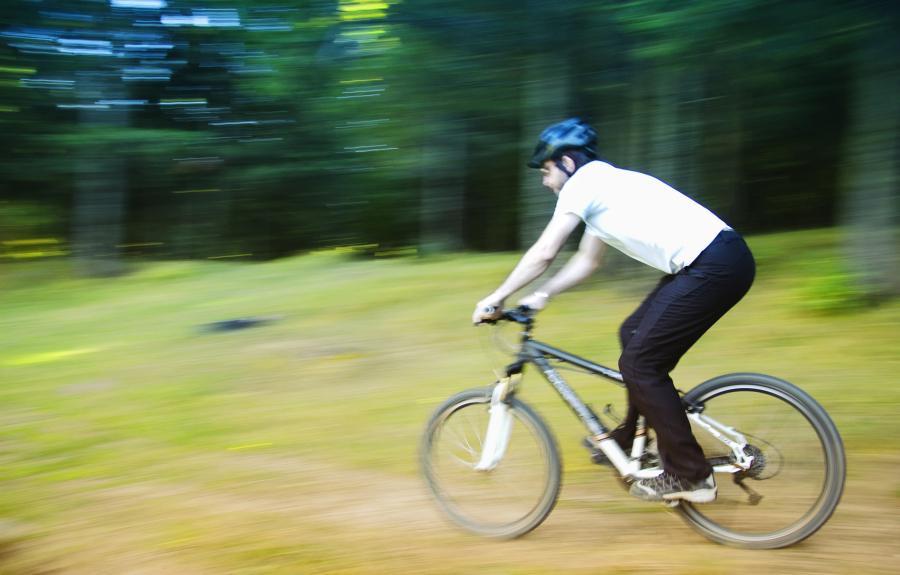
[{"left": 540, "top": 160, "right": 570, "bottom": 195}]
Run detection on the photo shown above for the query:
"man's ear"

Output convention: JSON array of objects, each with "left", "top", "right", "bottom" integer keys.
[{"left": 561, "top": 155, "right": 576, "bottom": 174}]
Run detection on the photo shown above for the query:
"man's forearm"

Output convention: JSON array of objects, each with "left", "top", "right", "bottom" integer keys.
[
  {"left": 489, "top": 247, "right": 554, "bottom": 301},
  {"left": 537, "top": 248, "right": 602, "bottom": 297},
  {"left": 483, "top": 212, "right": 583, "bottom": 305}
]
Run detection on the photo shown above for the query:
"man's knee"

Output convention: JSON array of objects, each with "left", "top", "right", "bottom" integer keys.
[{"left": 619, "top": 346, "right": 673, "bottom": 391}]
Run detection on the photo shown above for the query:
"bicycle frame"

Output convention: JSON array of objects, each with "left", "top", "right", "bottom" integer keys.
[{"left": 478, "top": 318, "right": 756, "bottom": 480}]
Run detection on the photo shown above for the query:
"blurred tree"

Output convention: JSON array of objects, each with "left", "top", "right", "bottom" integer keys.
[
  {"left": 517, "top": 54, "right": 571, "bottom": 249},
  {"left": 512, "top": 0, "right": 582, "bottom": 249},
  {"left": 0, "top": 0, "right": 896, "bottom": 267},
  {"left": 316, "top": 1, "right": 414, "bottom": 251},
  {"left": 838, "top": 5, "right": 900, "bottom": 297},
  {"left": 392, "top": 1, "right": 525, "bottom": 252},
  {"left": 420, "top": 116, "right": 466, "bottom": 253},
  {"left": 1, "top": 0, "right": 142, "bottom": 275},
  {"left": 2, "top": 0, "right": 339, "bottom": 265},
  {"left": 70, "top": 108, "right": 129, "bottom": 277},
  {"left": 607, "top": 0, "right": 757, "bottom": 212}
]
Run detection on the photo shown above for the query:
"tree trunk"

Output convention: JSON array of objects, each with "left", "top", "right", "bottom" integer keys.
[
  {"left": 420, "top": 116, "right": 466, "bottom": 254},
  {"left": 518, "top": 56, "right": 570, "bottom": 249},
  {"left": 839, "top": 32, "right": 900, "bottom": 297},
  {"left": 646, "top": 66, "right": 681, "bottom": 186},
  {"left": 639, "top": 63, "right": 706, "bottom": 200},
  {"left": 701, "top": 67, "right": 743, "bottom": 225},
  {"left": 70, "top": 102, "right": 128, "bottom": 278}
]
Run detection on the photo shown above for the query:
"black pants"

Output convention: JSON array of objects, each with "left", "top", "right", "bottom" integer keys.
[{"left": 615, "top": 229, "right": 755, "bottom": 481}]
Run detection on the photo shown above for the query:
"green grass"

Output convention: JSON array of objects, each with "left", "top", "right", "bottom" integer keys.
[{"left": 0, "top": 228, "right": 898, "bottom": 574}]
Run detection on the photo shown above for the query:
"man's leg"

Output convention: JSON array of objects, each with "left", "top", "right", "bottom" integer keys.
[
  {"left": 611, "top": 275, "right": 676, "bottom": 448},
  {"left": 619, "top": 235, "right": 755, "bottom": 483}
]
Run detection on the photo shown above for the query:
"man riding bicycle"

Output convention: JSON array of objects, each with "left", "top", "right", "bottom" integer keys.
[{"left": 473, "top": 118, "right": 756, "bottom": 503}]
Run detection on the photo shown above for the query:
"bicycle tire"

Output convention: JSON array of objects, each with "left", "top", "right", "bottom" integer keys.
[
  {"left": 677, "top": 373, "right": 845, "bottom": 549},
  {"left": 418, "top": 388, "right": 561, "bottom": 539}
]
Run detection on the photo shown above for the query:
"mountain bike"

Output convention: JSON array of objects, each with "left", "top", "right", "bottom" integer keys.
[{"left": 418, "top": 307, "right": 845, "bottom": 549}]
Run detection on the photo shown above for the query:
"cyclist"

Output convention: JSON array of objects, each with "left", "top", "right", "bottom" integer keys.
[{"left": 472, "top": 118, "right": 755, "bottom": 503}]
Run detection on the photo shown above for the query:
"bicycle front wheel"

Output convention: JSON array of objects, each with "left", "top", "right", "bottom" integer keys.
[
  {"left": 678, "top": 373, "right": 845, "bottom": 549},
  {"left": 418, "top": 388, "right": 561, "bottom": 539}
]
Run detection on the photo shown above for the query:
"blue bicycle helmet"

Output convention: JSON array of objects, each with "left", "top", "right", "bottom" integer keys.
[{"left": 527, "top": 118, "right": 597, "bottom": 169}]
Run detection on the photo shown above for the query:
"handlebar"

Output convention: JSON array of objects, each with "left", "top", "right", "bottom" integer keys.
[{"left": 477, "top": 306, "right": 537, "bottom": 326}]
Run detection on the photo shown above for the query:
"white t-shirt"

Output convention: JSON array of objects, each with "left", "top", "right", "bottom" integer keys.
[{"left": 553, "top": 161, "right": 729, "bottom": 274}]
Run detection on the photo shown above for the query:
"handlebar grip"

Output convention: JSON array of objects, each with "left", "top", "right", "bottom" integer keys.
[
  {"left": 473, "top": 305, "right": 498, "bottom": 326},
  {"left": 474, "top": 305, "right": 534, "bottom": 327}
]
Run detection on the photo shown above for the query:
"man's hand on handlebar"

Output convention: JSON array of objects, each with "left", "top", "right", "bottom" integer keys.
[
  {"left": 473, "top": 295, "right": 547, "bottom": 326},
  {"left": 473, "top": 296, "right": 504, "bottom": 326},
  {"left": 517, "top": 291, "right": 550, "bottom": 312}
]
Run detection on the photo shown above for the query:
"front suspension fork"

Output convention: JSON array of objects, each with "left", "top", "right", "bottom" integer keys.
[{"left": 474, "top": 374, "right": 520, "bottom": 471}]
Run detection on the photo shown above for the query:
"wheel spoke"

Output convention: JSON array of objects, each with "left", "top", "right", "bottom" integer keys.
[
  {"left": 677, "top": 375, "right": 844, "bottom": 549},
  {"left": 419, "top": 390, "right": 561, "bottom": 539}
]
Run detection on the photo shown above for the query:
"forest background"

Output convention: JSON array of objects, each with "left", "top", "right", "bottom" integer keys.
[{"left": 0, "top": 0, "right": 897, "bottom": 300}]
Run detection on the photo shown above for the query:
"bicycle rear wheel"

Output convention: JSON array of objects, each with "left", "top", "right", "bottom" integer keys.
[
  {"left": 418, "top": 388, "right": 561, "bottom": 539},
  {"left": 678, "top": 373, "right": 845, "bottom": 549}
]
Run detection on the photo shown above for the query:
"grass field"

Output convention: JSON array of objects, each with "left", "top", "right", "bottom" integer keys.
[{"left": 1, "top": 228, "right": 898, "bottom": 574}]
